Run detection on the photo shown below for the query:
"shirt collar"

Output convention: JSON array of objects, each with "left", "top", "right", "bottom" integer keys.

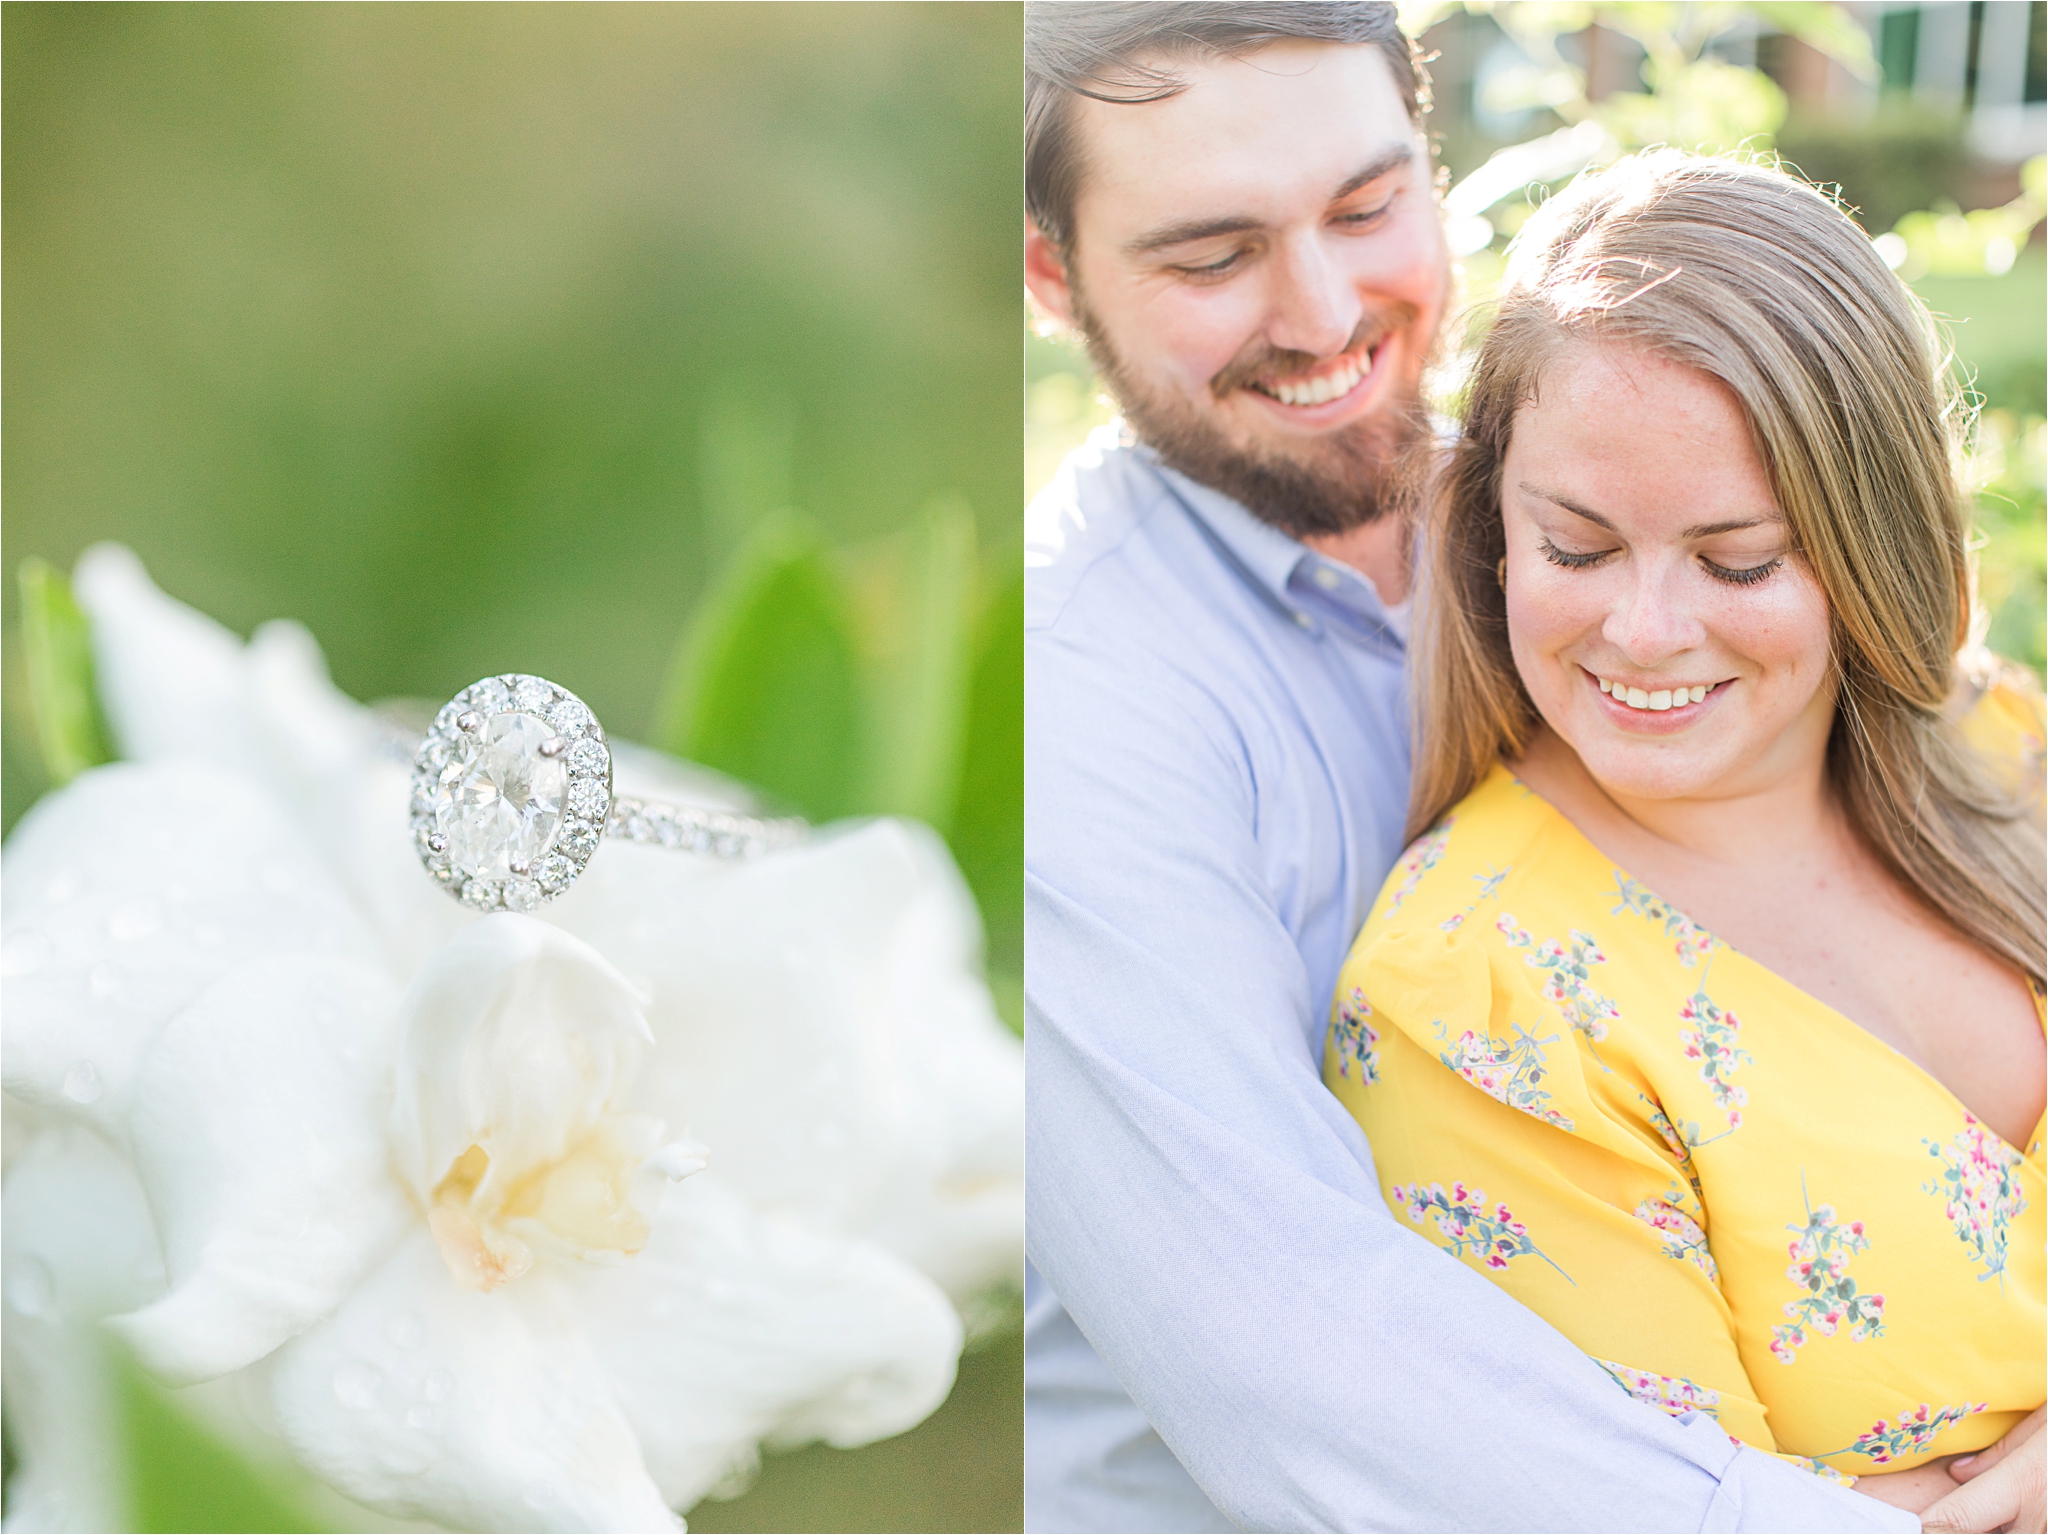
[{"left": 1143, "top": 448, "right": 1407, "bottom": 649}]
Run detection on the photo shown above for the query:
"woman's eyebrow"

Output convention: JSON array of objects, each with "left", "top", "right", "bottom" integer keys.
[
  {"left": 1681, "top": 516, "right": 1776, "bottom": 538},
  {"left": 1521, "top": 483, "right": 1616, "bottom": 530},
  {"left": 1519, "top": 483, "right": 1778, "bottom": 540}
]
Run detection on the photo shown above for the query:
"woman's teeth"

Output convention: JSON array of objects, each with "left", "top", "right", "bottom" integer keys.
[
  {"left": 1260, "top": 349, "right": 1372, "bottom": 406},
  {"left": 1597, "top": 677, "right": 1711, "bottom": 711}
]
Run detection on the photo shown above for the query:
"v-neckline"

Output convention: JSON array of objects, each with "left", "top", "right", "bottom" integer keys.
[{"left": 1493, "top": 765, "right": 2048, "bottom": 1161}]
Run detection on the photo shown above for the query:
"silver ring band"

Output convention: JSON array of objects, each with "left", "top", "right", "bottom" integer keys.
[
  {"left": 404, "top": 673, "right": 808, "bottom": 911},
  {"left": 604, "top": 795, "right": 808, "bottom": 858}
]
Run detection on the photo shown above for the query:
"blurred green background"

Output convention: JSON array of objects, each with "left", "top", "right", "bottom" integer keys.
[
  {"left": 1030, "top": 1, "right": 2047, "bottom": 678},
  {"left": 4, "top": 3, "right": 1021, "bottom": 1531}
]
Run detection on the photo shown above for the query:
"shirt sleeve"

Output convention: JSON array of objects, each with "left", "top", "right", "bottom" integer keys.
[{"left": 1024, "top": 632, "right": 1918, "bottom": 1535}]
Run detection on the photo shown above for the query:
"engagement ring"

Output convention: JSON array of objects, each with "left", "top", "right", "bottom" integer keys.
[{"left": 408, "top": 673, "right": 807, "bottom": 911}]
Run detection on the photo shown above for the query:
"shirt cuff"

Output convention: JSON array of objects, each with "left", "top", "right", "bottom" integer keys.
[{"left": 1687, "top": 1418, "right": 1920, "bottom": 1534}]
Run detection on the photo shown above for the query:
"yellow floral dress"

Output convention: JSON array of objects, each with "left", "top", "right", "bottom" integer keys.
[{"left": 1324, "top": 750, "right": 2045, "bottom": 1483}]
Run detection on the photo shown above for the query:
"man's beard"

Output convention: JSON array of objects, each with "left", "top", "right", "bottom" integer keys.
[{"left": 1072, "top": 292, "right": 1432, "bottom": 540}]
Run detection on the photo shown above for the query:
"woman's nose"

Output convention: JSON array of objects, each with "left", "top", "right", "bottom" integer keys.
[{"left": 1602, "top": 563, "right": 1707, "bottom": 666}]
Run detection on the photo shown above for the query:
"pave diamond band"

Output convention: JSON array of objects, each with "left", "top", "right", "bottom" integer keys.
[
  {"left": 604, "top": 797, "right": 807, "bottom": 858},
  {"left": 410, "top": 673, "right": 807, "bottom": 910}
]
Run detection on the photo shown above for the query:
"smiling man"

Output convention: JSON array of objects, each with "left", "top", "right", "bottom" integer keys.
[{"left": 1021, "top": 5, "right": 1922, "bottom": 1532}]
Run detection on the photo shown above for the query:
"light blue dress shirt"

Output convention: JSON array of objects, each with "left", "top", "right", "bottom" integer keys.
[{"left": 1023, "top": 428, "right": 1919, "bottom": 1534}]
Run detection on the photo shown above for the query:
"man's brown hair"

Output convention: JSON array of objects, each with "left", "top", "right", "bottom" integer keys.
[{"left": 1025, "top": 2, "right": 1428, "bottom": 253}]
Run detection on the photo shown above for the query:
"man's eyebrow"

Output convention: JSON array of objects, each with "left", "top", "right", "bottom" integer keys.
[
  {"left": 1123, "top": 213, "right": 1262, "bottom": 256},
  {"left": 1122, "top": 143, "right": 1415, "bottom": 257},
  {"left": 1330, "top": 143, "right": 1413, "bottom": 202},
  {"left": 1520, "top": 484, "right": 1779, "bottom": 538}
]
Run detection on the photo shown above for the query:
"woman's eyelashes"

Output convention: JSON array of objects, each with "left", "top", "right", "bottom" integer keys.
[
  {"left": 1534, "top": 537, "right": 1785, "bottom": 587},
  {"left": 1700, "top": 555, "right": 1784, "bottom": 587},
  {"left": 1536, "top": 536, "right": 1612, "bottom": 570}
]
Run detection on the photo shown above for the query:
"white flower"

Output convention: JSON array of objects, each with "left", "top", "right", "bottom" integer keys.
[{"left": 1, "top": 546, "right": 1023, "bottom": 1532}]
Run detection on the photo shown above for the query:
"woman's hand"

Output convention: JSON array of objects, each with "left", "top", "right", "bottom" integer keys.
[
  {"left": 1923, "top": 1408, "right": 2046, "bottom": 1534},
  {"left": 1854, "top": 1459, "right": 1976, "bottom": 1515}
]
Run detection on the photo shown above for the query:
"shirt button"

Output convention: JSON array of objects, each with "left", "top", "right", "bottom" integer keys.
[
  {"left": 1294, "top": 610, "right": 1314, "bottom": 629},
  {"left": 1312, "top": 566, "right": 1341, "bottom": 590}
]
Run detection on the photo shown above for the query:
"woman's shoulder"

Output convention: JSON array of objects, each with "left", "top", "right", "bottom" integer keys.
[{"left": 1360, "top": 765, "right": 1597, "bottom": 939}]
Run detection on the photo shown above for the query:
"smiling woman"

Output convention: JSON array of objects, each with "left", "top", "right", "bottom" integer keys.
[{"left": 1326, "top": 149, "right": 2045, "bottom": 1516}]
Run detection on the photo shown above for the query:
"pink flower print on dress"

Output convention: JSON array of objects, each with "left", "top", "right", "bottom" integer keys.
[
  {"left": 1495, "top": 917, "right": 1622, "bottom": 1045},
  {"left": 1633, "top": 1195, "right": 1718, "bottom": 1280},
  {"left": 1610, "top": 874, "right": 1716, "bottom": 966},
  {"left": 1678, "top": 991, "right": 1752, "bottom": 1133},
  {"left": 1595, "top": 1358, "right": 1721, "bottom": 1419},
  {"left": 1332, "top": 986, "right": 1380, "bottom": 1084},
  {"left": 1431, "top": 1019, "right": 1576, "bottom": 1131},
  {"left": 1770, "top": 1186, "right": 1884, "bottom": 1364},
  {"left": 1391, "top": 1180, "right": 1572, "bottom": 1282},
  {"left": 1922, "top": 1113, "right": 2027, "bottom": 1284},
  {"left": 1385, "top": 820, "right": 1452, "bottom": 915},
  {"left": 1820, "top": 1402, "right": 1987, "bottom": 1464}
]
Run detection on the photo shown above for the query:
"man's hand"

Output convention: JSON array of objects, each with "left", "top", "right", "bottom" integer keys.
[{"left": 1922, "top": 1408, "right": 2045, "bottom": 1534}]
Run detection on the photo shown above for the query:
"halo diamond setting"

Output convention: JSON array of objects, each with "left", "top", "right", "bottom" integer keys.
[
  {"left": 411, "top": 675, "right": 612, "bottom": 911},
  {"left": 410, "top": 673, "right": 807, "bottom": 909}
]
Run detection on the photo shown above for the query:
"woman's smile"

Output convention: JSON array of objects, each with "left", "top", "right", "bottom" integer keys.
[{"left": 1501, "top": 342, "right": 1837, "bottom": 803}]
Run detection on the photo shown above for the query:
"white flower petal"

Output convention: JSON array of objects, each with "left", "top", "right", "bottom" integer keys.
[
  {"left": 551, "top": 819, "right": 1023, "bottom": 1302},
  {"left": 105, "top": 955, "right": 412, "bottom": 1387},
  {"left": 2, "top": 1115, "right": 166, "bottom": 1533},
  {"left": 72, "top": 543, "right": 266, "bottom": 769},
  {"left": 269, "top": 1229, "right": 679, "bottom": 1533},
  {"left": 562, "top": 1173, "right": 963, "bottom": 1512},
  {"left": 3, "top": 762, "right": 380, "bottom": 1132},
  {"left": 243, "top": 618, "right": 471, "bottom": 976},
  {"left": 390, "top": 914, "right": 653, "bottom": 1213}
]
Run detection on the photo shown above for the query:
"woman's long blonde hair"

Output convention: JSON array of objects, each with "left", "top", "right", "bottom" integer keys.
[{"left": 1412, "top": 150, "right": 2046, "bottom": 984}]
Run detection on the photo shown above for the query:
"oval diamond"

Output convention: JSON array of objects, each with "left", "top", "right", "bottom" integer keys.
[{"left": 430, "top": 713, "right": 569, "bottom": 882}]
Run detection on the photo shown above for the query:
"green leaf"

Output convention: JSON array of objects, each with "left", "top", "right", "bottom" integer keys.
[
  {"left": 651, "top": 517, "right": 864, "bottom": 822},
  {"left": 865, "top": 497, "right": 978, "bottom": 826},
  {"left": 119, "top": 1348, "right": 326, "bottom": 1533},
  {"left": 945, "top": 565, "right": 1023, "bottom": 998},
  {"left": 19, "top": 556, "right": 114, "bottom": 785}
]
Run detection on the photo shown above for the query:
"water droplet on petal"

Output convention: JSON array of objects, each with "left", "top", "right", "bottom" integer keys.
[
  {"left": 384, "top": 1445, "right": 433, "bottom": 1476},
  {"left": 1, "top": 930, "right": 53, "bottom": 977},
  {"left": 405, "top": 1405, "right": 437, "bottom": 1430},
  {"left": 423, "top": 1369, "right": 454, "bottom": 1403},
  {"left": 45, "top": 870, "right": 83, "bottom": 904},
  {"left": 384, "top": 1311, "right": 422, "bottom": 1348},
  {"left": 650, "top": 1294, "right": 675, "bottom": 1320},
  {"left": 705, "top": 1278, "right": 741, "bottom": 1303},
  {"left": 61, "top": 1062, "right": 102, "bottom": 1104},
  {"left": 89, "top": 963, "right": 122, "bottom": 1000},
  {"left": 8, "top": 1258, "right": 54, "bottom": 1317},
  {"left": 107, "top": 901, "right": 161, "bottom": 943},
  {"left": 333, "top": 1361, "right": 381, "bottom": 1410}
]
